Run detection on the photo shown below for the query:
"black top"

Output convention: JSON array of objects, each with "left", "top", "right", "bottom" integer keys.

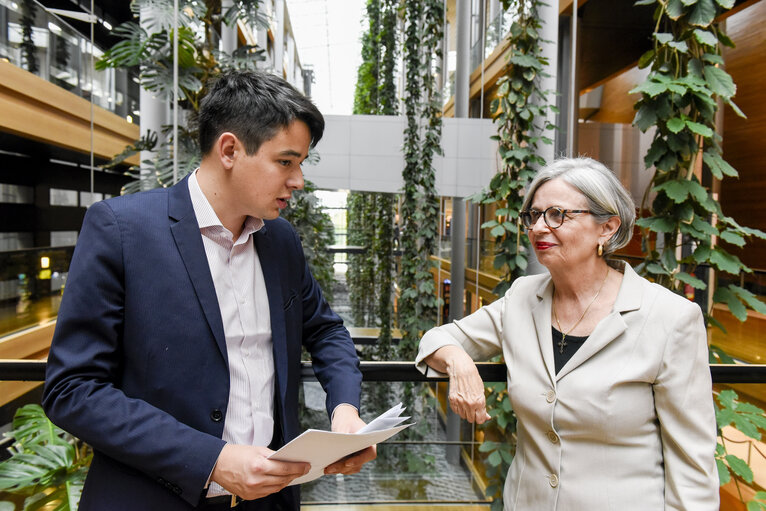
[{"left": 552, "top": 327, "right": 589, "bottom": 374}]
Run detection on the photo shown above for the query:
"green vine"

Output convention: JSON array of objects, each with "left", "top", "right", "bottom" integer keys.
[
  {"left": 348, "top": 0, "right": 398, "bottom": 356},
  {"left": 397, "top": 0, "right": 444, "bottom": 359},
  {"left": 472, "top": 0, "right": 554, "bottom": 297},
  {"left": 631, "top": 0, "right": 766, "bottom": 506}
]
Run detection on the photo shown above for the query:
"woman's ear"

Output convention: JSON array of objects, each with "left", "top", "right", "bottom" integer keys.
[{"left": 600, "top": 215, "right": 621, "bottom": 245}]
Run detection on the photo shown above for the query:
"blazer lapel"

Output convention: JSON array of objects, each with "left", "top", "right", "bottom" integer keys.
[
  {"left": 168, "top": 176, "right": 227, "bottom": 362},
  {"left": 253, "top": 225, "right": 288, "bottom": 402},
  {"left": 556, "top": 262, "right": 643, "bottom": 380},
  {"left": 532, "top": 276, "right": 557, "bottom": 385}
]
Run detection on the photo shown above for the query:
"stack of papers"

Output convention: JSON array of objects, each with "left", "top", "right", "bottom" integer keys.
[{"left": 269, "top": 402, "right": 413, "bottom": 485}]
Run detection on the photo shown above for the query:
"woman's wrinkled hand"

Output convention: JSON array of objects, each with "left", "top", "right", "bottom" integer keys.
[{"left": 440, "top": 346, "right": 492, "bottom": 424}]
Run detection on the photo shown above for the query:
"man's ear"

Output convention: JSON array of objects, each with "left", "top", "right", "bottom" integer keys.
[{"left": 216, "top": 132, "right": 239, "bottom": 170}]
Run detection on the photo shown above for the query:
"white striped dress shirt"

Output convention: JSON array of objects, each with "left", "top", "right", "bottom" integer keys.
[{"left": 188, "top": 171, "right": 275, "bottom": 497}]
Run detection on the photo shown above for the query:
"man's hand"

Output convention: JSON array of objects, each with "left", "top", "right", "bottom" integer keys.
[
  {"left": 324, "top": 404, "right": 377, "bottom": 475},
  {"left": 211, "top": 444, "right": 310, "bottom": 501}
]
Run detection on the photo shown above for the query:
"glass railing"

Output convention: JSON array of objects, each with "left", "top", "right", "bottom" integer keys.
[
  {"left": 0, "top": 246, "right": 73, "bottom": 338},
  {"left": 1, "top": 361, "right": 766, "bottom": 507},
  {"left": 0, "top": 0, "right": 137, "bottom": 120}
]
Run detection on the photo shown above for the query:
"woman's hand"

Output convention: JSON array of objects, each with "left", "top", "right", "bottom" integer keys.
[{"left": 427, "top": 345, "right": 491, "bottom": 424}]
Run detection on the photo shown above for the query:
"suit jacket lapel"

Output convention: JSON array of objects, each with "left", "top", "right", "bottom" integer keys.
[
  {"left": 556, "top": 262, "right": 643, "bottom": 380},
  {"left": 168, "top": 176, "right": 228, "bottom": 362},
  {"left": 253, "top": 225, "right": 288, "bottom": 402},
  {"left": 532, "top": 276, "right": 557, "bottom": 385}
]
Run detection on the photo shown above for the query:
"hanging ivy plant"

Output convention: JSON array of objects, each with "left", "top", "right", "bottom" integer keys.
[
  {"left": 348, "top": 0, "right": 398, "bottom": 354},
  {"left": 397, "top": 0, "right": 444, "bottom": 359},
  {"left": 471, "top": 0, "right": 554, "bottom": 297},
  {"left": 631, "top": 0, "right": 766, "bottom": 506}
]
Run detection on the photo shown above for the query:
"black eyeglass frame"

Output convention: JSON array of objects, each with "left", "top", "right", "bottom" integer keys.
[{"left": 520, "top": 206, "right": 593, "bottom": 229}]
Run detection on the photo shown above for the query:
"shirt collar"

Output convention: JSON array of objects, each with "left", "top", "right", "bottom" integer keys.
[{"left": 187, "top": 169, "right": 264, "bottom": 238}]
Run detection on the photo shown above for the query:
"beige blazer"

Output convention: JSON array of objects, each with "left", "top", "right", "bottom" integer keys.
[{"left": 416, "top": 262, "right": 718, "bottom": 511}]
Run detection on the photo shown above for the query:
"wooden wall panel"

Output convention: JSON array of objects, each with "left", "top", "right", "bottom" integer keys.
[
  {"left": 720, "top": 0, "right": 766, "bottom": 271},
  {"left": 0, "top": 61, "right": 140, "bottom": 165}
]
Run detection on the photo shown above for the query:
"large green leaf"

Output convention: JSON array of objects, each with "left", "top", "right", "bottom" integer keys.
[
  {"left": 636, "top": 216, "right": 675, "bottom": 233},
  {"left": 730, "top": 285, "right": 766, "bottom": 315},
  {"left": 689, "top": 0, "right": 717, "bottom": 26},
  {"left": 702, "top": 149, "right": 738, "bottom": 178},
  {"left": 703, "top": 65, "right": 736, "bottom": 99},
  {"left": 666, "top": 117, "right": 686, "bottom": 133},
  {"left": 726, "top": 454, "right": 754, "bottom": 483},
  {"left": 713, "top": 286, "right": 747, "bottom": 321},
  {"left": 716, "top": 456, "right": 731, "bottom": 485},
  {"left": 509, "top": 54, "right": 543, "bottom": 70},
  {"left": 693, "top": 29, "right": 718, "bottom": 46},
  {"left": 668, "top": 40, "right": 689, "bottom": 53},
  {"left": 631, "top": 80, "right": 668, "bottom": 98},
  {"left": 685, "top": 120, "right": 713, "bottom": 137},
  {"left": 634, "top": 104, "right": 658, "bottom": 132},
  {"left": 720, "top": 230, "right": 745, "bottom": 247},
  {"left": 666, "top": 0, "right": 686, "bottom": 19},
  {"left": 675, "top": 271, "right": 706, "bottom": 289},
  {"left": 10, "top": 405, "right": 71, "bottom": 449}
]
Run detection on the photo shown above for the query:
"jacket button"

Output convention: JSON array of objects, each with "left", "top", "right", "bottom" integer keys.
[
  {"left": 210, "top": 409, "right": 223, "bottom": 422},
  {"left": 549, "top": 473, "right": 559, "bottom": 488},
  {"left": 547, "top": 430, "right": 559, "bottom": 443},
  {"left": 545, "top": 389, "right": 556, "bottom": 403}
]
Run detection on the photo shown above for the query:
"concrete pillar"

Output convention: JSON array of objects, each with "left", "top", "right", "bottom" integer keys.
[
  {"left": 139, "top": 4, "right": 167, "bottom": 190},
  {"left": 537, "top": 0, "right": 557, "bottom": 165},
  {"left": 273, "top": 0, "right": 285, "bottom": 76},
  {"left": 220, "top": 0, "right": 237, "bottom": 54},
  {"left": 447, "top": 0, "right": 472, "bottom": 466}
]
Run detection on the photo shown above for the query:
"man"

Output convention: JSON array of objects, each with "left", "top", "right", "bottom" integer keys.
[{"left": 42, "top": 70, "right": 374, "bottom": 511}]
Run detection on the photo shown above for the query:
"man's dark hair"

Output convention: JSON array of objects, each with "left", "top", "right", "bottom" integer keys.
[{"left": 198, "top": 70, "right": 324, "bottom": 156}]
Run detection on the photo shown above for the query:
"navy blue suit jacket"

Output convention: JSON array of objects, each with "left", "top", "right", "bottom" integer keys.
[{"left": 42, "top": 176, "right": 362, "bottom": 510}]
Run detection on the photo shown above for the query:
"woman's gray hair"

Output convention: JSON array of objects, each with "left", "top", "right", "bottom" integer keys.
[{"left": 521, "top": 157, "right": 636, "bottom": 256}]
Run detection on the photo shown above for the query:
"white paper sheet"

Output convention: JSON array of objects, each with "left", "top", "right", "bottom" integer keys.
[{"left": 268, "top": 403, "right": 412, "bottom": 485}]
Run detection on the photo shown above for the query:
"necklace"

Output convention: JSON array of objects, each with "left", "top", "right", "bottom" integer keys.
[{"left": 553, "top": 268, "right": 610, "bottom": 354}]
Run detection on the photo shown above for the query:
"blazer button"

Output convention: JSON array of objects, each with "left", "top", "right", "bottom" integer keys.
[
  {"left": 210, "top": 409, "right": 223, "bottom": 422},
  {"left": 545, "top": 389, "right": 556, "bottom": 403},
  {"left": 549, "top": 473, "right": 559, "bottom": 488},
  {"left": 547, "top": 430, "right": 559, "bottom": 443}
]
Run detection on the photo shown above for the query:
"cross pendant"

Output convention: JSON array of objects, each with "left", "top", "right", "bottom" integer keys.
[{"left": 558, "top": 336, "right": 567, "bottom": 354}]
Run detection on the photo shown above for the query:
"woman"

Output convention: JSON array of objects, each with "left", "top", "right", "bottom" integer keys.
[{"left": 416, "top": 157, "right": 718, "bottom": 510}]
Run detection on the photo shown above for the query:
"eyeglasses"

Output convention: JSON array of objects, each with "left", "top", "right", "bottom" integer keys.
[{"left": 520, "top": 206, "right": 593, "bottom": 229}]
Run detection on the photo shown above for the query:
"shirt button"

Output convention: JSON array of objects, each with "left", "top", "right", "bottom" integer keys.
[
  {"left": 545, "top": 389, "right": 556, "bottom": 403},
  {"left": 547, "top": 430, "right": 559, "bottom": 443},
  {"left": 549, "top": 473, "right": 559, "bottom": 488},
  {"left": 210, "top": 409, "right": 223, "bottom": 422}
]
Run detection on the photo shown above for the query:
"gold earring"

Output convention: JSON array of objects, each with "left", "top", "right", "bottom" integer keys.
[{"left": 598, "top": 243, "right": 604, "bottom": 257}]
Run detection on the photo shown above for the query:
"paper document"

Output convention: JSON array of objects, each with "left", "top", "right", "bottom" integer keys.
[{"left": 269, "top": 402, "right": 413, "bottom": 485}]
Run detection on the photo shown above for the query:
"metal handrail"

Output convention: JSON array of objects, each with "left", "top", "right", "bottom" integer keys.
[{"left": 3, "top": 359, "right": 766, "bottom": 384}]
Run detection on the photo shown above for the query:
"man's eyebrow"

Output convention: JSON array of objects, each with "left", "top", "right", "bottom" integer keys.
[{"left": 278, "top": 150, "right": 304, "bottom": 158}]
